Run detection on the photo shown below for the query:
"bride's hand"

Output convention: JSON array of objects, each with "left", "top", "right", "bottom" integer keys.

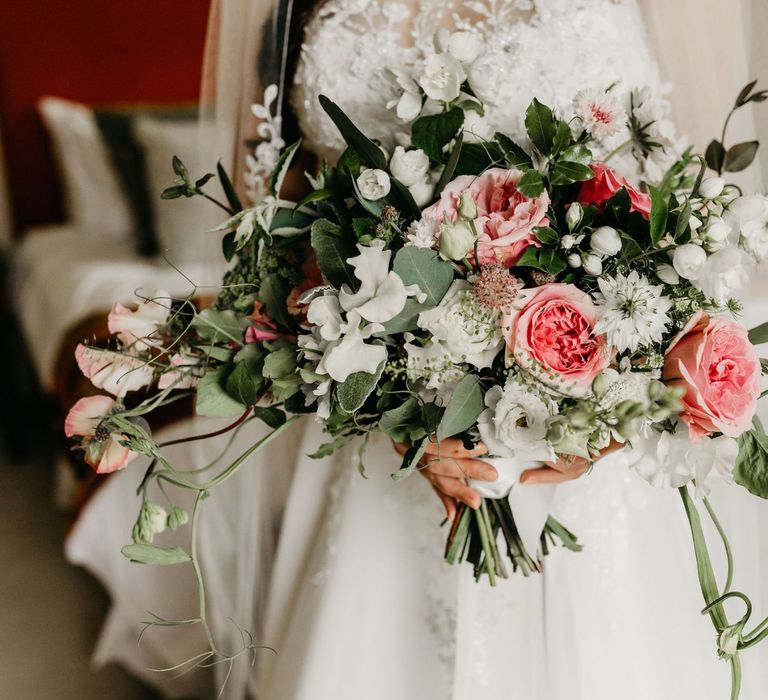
[
  {"left": 519, "top": 439, "right": 624, "bottom": 485},
  {"left": 393, "top": 438, "right": 497, "bottom": 523}
]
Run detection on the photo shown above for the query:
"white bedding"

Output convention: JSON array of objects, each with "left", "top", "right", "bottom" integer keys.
[{"left": 12, "top": 224, "right": 224, "bottom": 388}]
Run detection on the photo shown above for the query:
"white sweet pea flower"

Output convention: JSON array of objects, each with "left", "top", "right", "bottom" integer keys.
[
  {"left": 419, "top": 53, "right": 465, "bottom": 102},
  {"left": 386, "top": 68, "right": 423, "bottom": 122},
  {"left": 672, "top": 243, "right": 707, "bottom": 281},
  {"left": 462, "top": 108, "right": 493, "bottom": 144},
  {"left": 699, "top": 177, "right": 726, "bottom": 200},
  {"left": 307, "top": 293, "right": 344, "bottom": 340},
  {"left": 445, "top": 31, "right": 484, "bottom": 64},
  {"left": 468, "top": 52, "right": 516, "bottom": 105},
  {"left": 589, "top": 226, "right": 622, "bottom": 257},
  {"left": 693, "top": 246, "right": 753, "bottom": 303},
  {"left": 417, "top": 280, "right": 503, "bottom": 368},
  {"left": 477, "top": 380, "right": 557, "bottom": 461},
  {"left": 389, "top": 146, "right": 429, "bottom": 187},
  {"left": 339, "top": 241, "right": 425, "bottom": 323},
  {"left": 726, "top": 194, "right": 768, "bottom": 261},
  {"left": 317, "top": 311, "right": 387, "bottom": 383},
  {"left": 356, "top": 169, "right": 391, "bottom": 200},
  {"left": 107, "top": 290, "right": 171, "bottom": 351}
]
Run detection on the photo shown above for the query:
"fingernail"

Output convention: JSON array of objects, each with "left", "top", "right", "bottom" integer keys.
[
  {"left": 469, "top": 497, "right": 481, "bottom": 510},
  {"left": 481, "top": 465, "right": 498, "bottom": 481},
  {"left": 520, "top": 472, "right": 533, "bottom": 484}
]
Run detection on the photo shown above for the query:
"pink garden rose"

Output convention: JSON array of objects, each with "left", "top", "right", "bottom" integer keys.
[
  {"left": 502, "top": 283, "right": 611, "bottom": 396},
  {"left": 663, "top": 311, "right": 760, "bottom": 440},
  {"left": 577, "top": 163, "right": 652, "bottom": 219},
  {"left": 423, "top": 167, "right": 549, "bottom": 267},
  {"left": 65, "top": 395, "right": 138, "bottom": 474}
]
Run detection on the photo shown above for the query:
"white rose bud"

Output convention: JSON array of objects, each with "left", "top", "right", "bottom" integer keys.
[
  {"left": 458, "top": 192, "right": 478, "bottom": 221},
  {"left": 389, "top": 146, "right": 430, "bottom": 187},
  {"left": 356, "top": 168, "right": 391, "bottom": 200},
  {"left": 561, "top": 234, "right": 577, "bottom": 250},
  {"left": 567, "top": 253, "right": 582, "bottom": 268},
  {"left": 419, "top": 53, "right": 466, "bottom": 102},
  {"left": 589, "top": 226, "right": 622, "bottom": 257},
  {"left": 566, "top": 202, "right": 583, "bottom": 231},
  {"left": 655, "top": 263, "right": 680, "bottom": 285},
  {"left": 688, "top": 214, "right": 703, "bottom": 233},
  {"left": 672, "top": 243, "right": 707, "bottom": 281},
  {"left": 446, "top": 31, "right": 484, "bottom": 64},
  {"left": 583, "top": 253, "right": 603, "bottom": 276},
  {"left": 700, "top": 217, "right": 732, "bottom": 253},
  {"left": 699, "top": 177, "right": 726, "bottom": 200},
  {"left": 439, "top": 219, "right": 475, "bottom": 261}
]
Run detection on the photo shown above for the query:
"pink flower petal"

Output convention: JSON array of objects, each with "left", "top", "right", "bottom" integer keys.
[{"left": 64, "top": 395, "right": 116, "bottom": 438}]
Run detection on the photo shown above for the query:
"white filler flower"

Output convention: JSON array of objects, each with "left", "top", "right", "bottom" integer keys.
[
  {"left": 594, "top": 270, "right": 672, "bottom": 353},
  {"left": 572, "top": 87, "right": 628, "bottom": 140},
  {"left": 405, "top": 217, "right": 440, "bottom": 249},
  {"left": 356, "top": 169, "right": 391, "bottom": 200},
  {"left": 418, "top": 53, "right": 465, "bottom": 102}
]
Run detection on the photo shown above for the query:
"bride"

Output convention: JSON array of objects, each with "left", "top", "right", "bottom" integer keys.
[{"left": 68, "top": 1, "right": 768, "bottom": 698}]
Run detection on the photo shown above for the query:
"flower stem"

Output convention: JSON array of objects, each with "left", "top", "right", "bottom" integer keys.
[
  {"left": 474, "top": 502, "right": 496, "bottom": 586},
  {"left": 703, "top": 497, "right": 734, "bottom": 594},
  {"left": 190, "top": 490, "right": 218, "bottom": 654}
]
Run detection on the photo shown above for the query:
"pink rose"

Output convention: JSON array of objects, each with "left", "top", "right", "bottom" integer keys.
[
  {"left": 577, "top": 163, "right": 651, "bottom": 219},
  {"left": 423, "top": 168, "right": 549, "bottom": 267},
  {"left": 502, "top": 283, "right": 611, "bottom": 396},
  {"left": 663, "top": 311, "right": 760, "bottom": 440}
]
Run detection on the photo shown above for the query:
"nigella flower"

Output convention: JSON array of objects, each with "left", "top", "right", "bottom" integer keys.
[
  {"left": 65, "top": 395, "right": 139, "bottom": 474},
  {"left": 572, "top": 87, "right": 627, "bottom": 140},
  {"left": 593, "top": 270, "right": 672, "bottom": 353}
]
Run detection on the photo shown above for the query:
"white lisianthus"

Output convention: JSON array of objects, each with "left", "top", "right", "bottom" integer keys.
[
  {"left": 462, "top": 108, "right": 494, "bottom": 144},
  {"left": 672, "top": 243, "right": 707, "bottom": 281},
  {"left": 693, "top": 246, "right": 753, "bottom": 303},
  {"left": 444, "top": 31, "right": 484, "bottom": 64},
  {"left": 467, "top": 52, "right": 515, "bottom": 105},
  {"left": 438, "top": 219, "right": 475, "bottom": 261},
  {"left": 477, "top": 380, "right": 557, "bottom": 461},
  {"left": 589, "top": 226, "right": 622, "bottom": 257},
  {"left": 389, "top": 146, "right": 429, "bottom": 187},
  {"left": 356, "top": 168, "right": 391, "bottom": 200},
  {"left": 418, "top": 53, "right": 465, "bottom": 102},
  {"left": 317, "top": 310, "right": 388, "bottom": 383},
  {"left": 386, "top": 68, "right": 423, "bottom": 122},
  {"left": 107, "top": 290, "right": 171, "bottom": 351},
  {"left": 655, "top": 263, "right": 680, "bottom": 286},
  {"left": 699, "top": 177, "right": 726, "bottom": 200},
  {"left": 582, "top": 253, "right": 603, "bottom": 276},
  {"left": 699, "top": 217, "right": 732, "bottom": 253},
  {"left": 405, "top": 217, "right": 440, "bottom": 249},
  {"left": 417, "top": 280, "right": 503, "bottom": 368},
  {"left": 572, "top": 87, "right": 628, "bottom": 140}
]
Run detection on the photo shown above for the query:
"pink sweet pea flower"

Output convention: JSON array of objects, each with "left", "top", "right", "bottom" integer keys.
[
  {"left": 65, "top": 395, "right": 138, "bottom": 474},
  {"left": 577, "top": 163, "right": 651, "bottom": 219},
  {"left": 423, "top": 168, "right": 549, "bottom": 267},
  {"left": 107, "top": 290, "right": 171, "bottom": 351},
  {"left": 75, "top": 344, "right": 154, "bottom": 397},
  {"left": 502, "top": 283, "right": 611, "bottom": 396},
  {"left": 663, "top": 311, "right": 761, "bottom": 440}
]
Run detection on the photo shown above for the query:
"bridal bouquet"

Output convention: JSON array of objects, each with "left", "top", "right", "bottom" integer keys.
[{"left": 65, "top": 41, "right": 768, "bottom": 693}]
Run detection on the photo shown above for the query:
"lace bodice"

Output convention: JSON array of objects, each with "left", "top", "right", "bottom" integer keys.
[{"left": 292, "top": 0, "right": 665, "bottom": 164}]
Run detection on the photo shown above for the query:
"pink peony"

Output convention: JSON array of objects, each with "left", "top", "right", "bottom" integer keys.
[
  {"left": 663, "top": 311, "right": 760, "bottom": 440},
  {"left": 423, "top": 168, "right": 549, "bottom": 267},
  {"left": 502, "top": 283, "right": 611, "bottom": 396},
  {"left": 65, "top": 395, "right": 138, "bottom": 474},
  {"left": 577, "top": 163, "right": 651, "bottom": 219}
]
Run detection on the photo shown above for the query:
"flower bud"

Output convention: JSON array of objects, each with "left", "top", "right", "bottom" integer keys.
[
  {"left": 700, "top": 176, "right": 726, "bottom": 200},
  {"left": 672, "top": 243, "right": 707, "bottom": 281},
  {"left": 167, "top": 506, "right": 189, "bottom": 530},
  {"left": 144, "top": 502, "right": 168, "bottom": 536},
  {"left": 356, "top": 168, "right": 391, "bottom": 201},
  {"left": 566, "top": 202, "right": 584, "bottom": 231},
  {"left": 582, "top": 253, "right": 603, "bottom": 276},
  {"left": 589, "top": 226, "right": 622, "bottom": 257},
  {"left": 591, "top": 374, "right": 607, "bottom": 399},
  {"left": 389, "top": 146, "right": 429, "bottom": 187},
  {"left": 458, "top": 192, "right": 478, "bottom": 221},
  {"left": 567, "top": 253, "right": 582, "bottom": 268},
  {"left": 655, "top": 262, "right": 680, "bottom": 285},
  {"left": 718, "top": 624, "right": 743, "bottom": 659},
  {"left": 701, "top": 218, "right": 732, "bottom": 253},
  {"left": 439, "top": 219, "right": 475, "bottom": 261},
  {"left": 561, "top": 234, "right": 577, "bottom": 250}
]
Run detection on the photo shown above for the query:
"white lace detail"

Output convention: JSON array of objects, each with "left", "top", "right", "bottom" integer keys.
[{"left": 292, "top": 0, "right": 665, "bottom": 166}]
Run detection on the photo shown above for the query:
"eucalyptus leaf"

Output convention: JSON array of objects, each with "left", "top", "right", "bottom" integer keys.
[
  {"left": 377, "top": 297, "right": 429, "bottom": 335},
  {"left": 379, "top": 397, "right": 421, "bottom": 443},
  {"left": 309, "top": 433, "right": 357, "bottom": 459},
  {"left": 192, "top": 309, "right": 249, "bottom": 343},
  {"left": 319, "top": 95, "right": 387, "bottom": 169},
  {"left": 437, "top": 375, "right": 484, "bottom": 441},
  {"left": 252, "top": 406, "right": 287, "bottom": 429},
  {"left": 310, "top": 219, "right": 358, "bottom": 289},
  {"left": 393, "top": 247, "right": 454, "bottom": 305},
  {"left": 121, "top": 544, "right": 191, "bottom": 566},
  {"left": 259, "top": 274, "right": 294, "bottom": 329}
]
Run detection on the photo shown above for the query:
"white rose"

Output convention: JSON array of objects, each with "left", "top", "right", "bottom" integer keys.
[
  {"left": 468, "top": 52, "right": 515, "bottom": 105},
  {"left": 700, "top": 217, "right": 732, "bottom": 253},
  {"left": 446, "top": 31, "right": 484, "bottom": 64},
  {"left": 699, "top": 176, "right": 725, "bottom": 199},
  {"left": 655, "top": 263, "right": 680, "bottom": 285},
  {"left": 740, "top": 214, "right": 768, "bottom": 261},
  {"left": 727, "top": 194, "right": 768, "bottom": 262},
  {"left": 418, "top": 53, "right": 465, "bottom": 102},
  {"left": 438, "top": 219, "right": 475, "bottom": 261},
  {"left": 589, "top": 226, "right": 622, "bottom": 257},
  {"left": 408, "top": 180, "right": 435, "bottom": 207},
  {"left": 694, "top": 246, "right": 753, "bottom": 303},
  {"left": 583, "top": 253, "right": 603, "bottom": 276},
  {"left": 560, "top": 234, "right": 576, "bottom": 250},
  {"left": 462, "top": 108, "right": 493, "bottom": 144},
  {"left": 477, "top": 380, "right": 557, "bottom": 462},
  {"left": 417, "top": 280, "right": 503, "bottom": 368},
  {"left": 672, "top": 243, "right": 707, "bottom": 281},
  {"left": 389, "top": 146, "right": 429, "bottom": 187},
  {"left": 356, "top": 168, "right": 391, "bottom": 200}
]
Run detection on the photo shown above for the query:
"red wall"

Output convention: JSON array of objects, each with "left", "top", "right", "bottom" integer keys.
[{"left": 0, "top": 1, "right": 212, "bottom": 232}]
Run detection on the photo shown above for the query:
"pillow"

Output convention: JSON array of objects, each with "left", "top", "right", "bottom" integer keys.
[
  {"left": 133, "top": 116, "right": 215, "bottom": 265},
  {"left": 38, "top": 97, "right": 134, "bottom": 244}
]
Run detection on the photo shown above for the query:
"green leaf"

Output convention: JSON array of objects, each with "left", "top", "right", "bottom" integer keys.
[
  {"left": 337, "top": 361, "right": 385, "bottom": 413},
  {"left": 736, "top": 80, "right": 759, "bottom": 107},
  {"left": 454, "top": 142, "right": 504, "bottom": 176},
  {"left": 263, "top": 346, "right": 298, "bottom": 380},
  {"left": 550, "top": 160, "right": 594, "bottom": 186},
  {"left": 515, "top": 245, "right": 543, "bottom": 270},
  {"left": 217, "top": 160, "right": 243, "bottom": 212},
  {"left": 259, "top": 274, "right": 294, "bottom": 330},
  {"left": 252, "top": 406, "right": 287, "bottom": 429},
  {"left": 319, "top": 95, "right": 386, "bottom": 169},
  {"left": 649, "top": 186, "right": 669, "bottom": 245},
  {"left": 310, "top": 218, "right": 357, "bottom": 289},
  {"left": 192, "top": 309, "right": 249, "bottom": 343},
  {"left": 445, "top": 506, "right": 471, "bottom": 564},
  {"left": 388, "top": 178, "right": 422, "bottom": 220},
  {"left": 172, "top": 155, "right": 189, "bottom": 181},
  {"left": 724, "top": 141, "right": 759, "bottom": 172},
  {"left": 195, "top": 173, "right": 215, "bottom": 188},
  {"left": 538, "top": 248, "right": 567, "bottom": 276},
  {"left": 295, "top": 188, "right": 333, "bottom": 210},
  {"left": 749, "top": 321, "right": 768, "bottom": 345},
  {"left": 377, "top": 297, "right": 429, "bottom": 335},
  {"left": 121, "top": 544, "right": 191, "bottom": 566},
  {"left": 225, "top": 359, "right": 263, "bottom": 406},
  {"left": 560, "top": 143, "right": 592, "bottom": 165},
  {"left": 437, "top": 374, "right": 484, "bottom": 441},
  {"left": 161, "top": 184, "right": 186, "bottom": 200},
  {"left": 734, "top": 423, "right": 768, "bottom": 498},
  {"left": 393, "top": 247, "right": 454, "bottom": 305},
  {"left": 517, "top": 169, "right": 545, "bottom": 198},
  {"left": 392, "top": 435, "right": 428, "bottom": 481},
  {"left": 309, "top": 433, "right": 357, "bottom": 459},
  {"left": 221, "top": 231, "right": 237, "bottom": 262},
  {"left": 705, "top": 140, "right": 726, "bottom": 173},
  {"left": 379, "top": 397, "right": 421, "bottom": 443},
  {"left": 552, "top": 120, "right": 572, "bottom": 155},
  {"left": 270, "top": 140, "right": 302, "bottom": 197},
  {"left": 196, "top": 367, "right": 248, "bottom": 417},
  {"left": 411, "top": 108, "right": 465, "bottom": 162},
  {"left": 434, "top": 131, "right": 463, "bottom": 196},
  {"left": 535, "top": 226, "right": 559, "bottom": 245},
  {"left": 524, "top": 98, "right": 557, "bottom": 155},
  {"left": 494, "top": 133, "right": 533, "bottom": 169}
]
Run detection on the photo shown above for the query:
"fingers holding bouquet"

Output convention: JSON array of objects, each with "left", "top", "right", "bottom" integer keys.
[{"left": 520, "top": 439, "right": 625, "bottom": 484}]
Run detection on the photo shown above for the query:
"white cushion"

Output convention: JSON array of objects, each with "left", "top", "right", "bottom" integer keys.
[{"left": 38, "top": 97, "right": 134, "bottom": 244}]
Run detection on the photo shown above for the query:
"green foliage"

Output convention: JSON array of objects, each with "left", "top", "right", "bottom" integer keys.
[
  {"left": 411, "top": 108, "right": 465, "bottom": 162},
  {"left": 524, "top": 98, "right": 557, "bottom": 155},
  {"left": 310, "top": 219, "right": 358, "bottom": 289},
  {"left": 318, "top": 95, "right": 386, "bottom": 169},
  {"left": 308, "top": 433, "right": 357, "bottom": 459},
  {"left": 192, "top": 309, "right": 249, "bottom": 343},
  {"left": 735, "top": 421, "right": 768, "bottom": 499},
  {"left": 723, "top": 141, "right": 759, "bottom": 173},
  {"left": 392, "top": 435, "right": 428, "bottom": 481},
  {"left": 270, "top": 140, "right": 302, "bottom": 197},
  {"left": 434, "top": 132, "right": 464, "bottom": 196},
  {"left": 121, "top": 544, "right": 191, "bottom": 565},
  {"left": 437, "top": 375, "right": 484, "bottom": 441},
  {"left": 337, "top": 361, "right": 385, "bottom": 413},
  {"left": 379, "top": 397, "right": 421, "bottom": 443},
  {"left": 393, "top": 247, "right": 454, "bottom": 306},
  {"left": 454, "top": 142, "right": 504, "bottom": 176},
  {"left": 549, "top": 160, "right": 594, "bottom": 186},
  {"left": 196, "top": 367, "right": 248, "bottom": 417},
  {"left": 515, "top": 245, "right": 567, "bottom": 276},
  {"left": 378, "top": 298, "right": 430, "bottom": 335},
  {"left": 494, "top": 133, "right": 533, "bottom": 169},
  {"left": 649, "top": 186, "right": 669, "bottom": 245},
  {"left": 217, "top": 160, "right": 243, "bottom": 212},
  {"left": 259, "top": 273, "right": 294, "bottom": 330},
  {"left": 517, "top": 170, "right": 545, "bottom": 198},
  {"left": 748, "top": 321, "right": 768, "bottom": 345}
]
